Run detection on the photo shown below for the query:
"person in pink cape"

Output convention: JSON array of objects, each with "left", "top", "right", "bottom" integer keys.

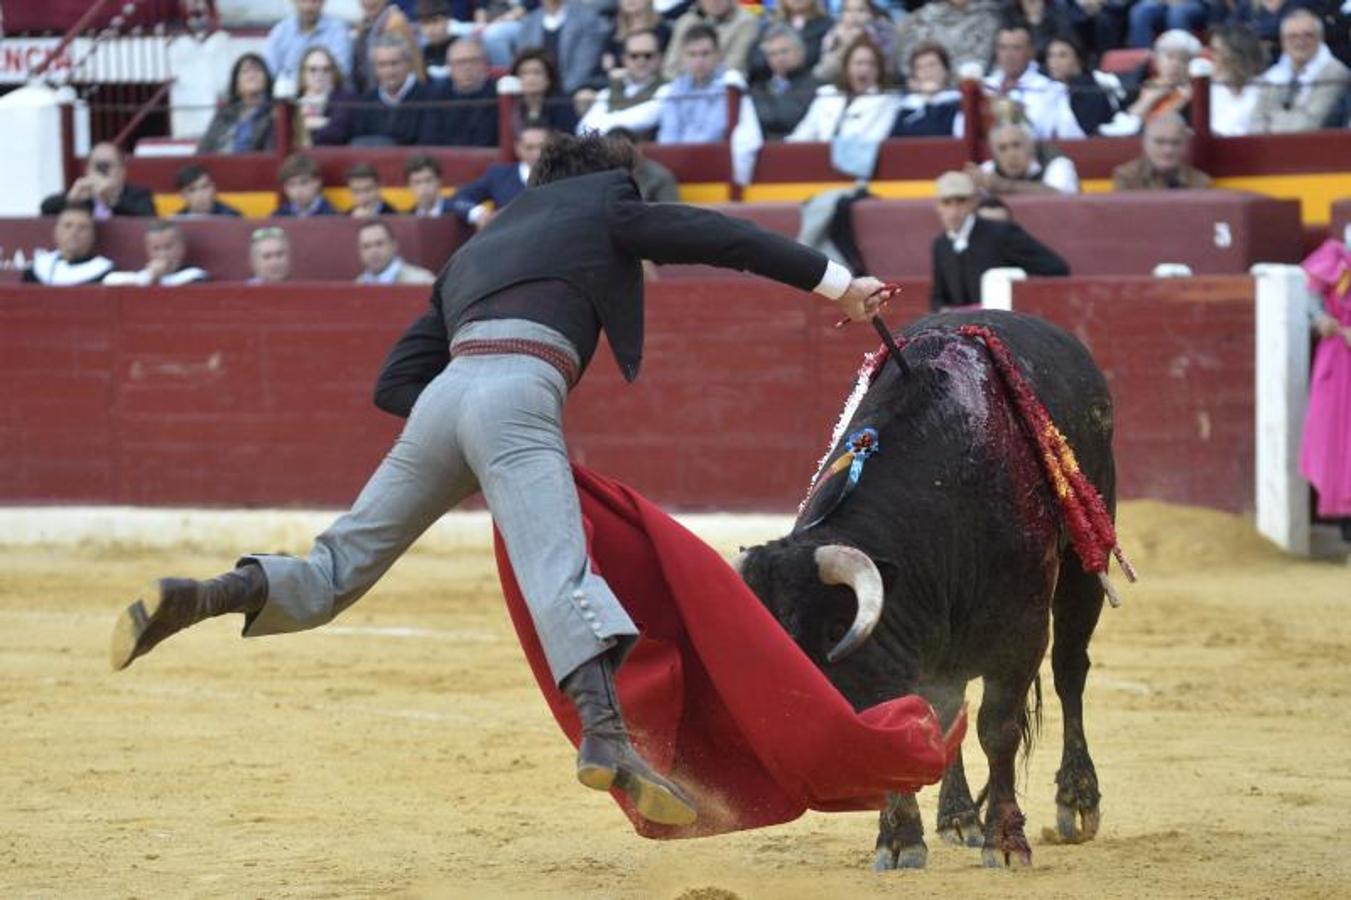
[{"left": 1300, "top": 237, "right": 1351, "bottom": 542}]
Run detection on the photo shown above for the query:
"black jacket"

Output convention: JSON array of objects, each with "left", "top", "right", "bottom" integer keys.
[
  {"left": 930, "top": 218, "right": 1069, "bottom": 310},
  {"left": 350, "top": 81, "right": 438, "bottom": 146},
  {"left": 40, "top": 183, "right": 156, "bottom": 217},
  {"left": 419, "top": 79, "right": 499, "bottom": 147},
  {"left": 374, "top": 169, "right": 831, "bottom": 416}
]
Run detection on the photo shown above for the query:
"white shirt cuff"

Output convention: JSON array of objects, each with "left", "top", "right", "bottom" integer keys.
[
  {"left": 468, "top": 204, "right": 488, "bottom": 226},
  {"left": 813, "top": 259, "right": 852, "bottom": 300}
]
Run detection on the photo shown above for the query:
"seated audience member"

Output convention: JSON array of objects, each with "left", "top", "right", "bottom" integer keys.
[
  {"left": 1111, "top": 112, "right": 1211, "bottom": 190},
  {"left": 578, "top": 29, "right": 670, "bottom": 139},
  {"left": 40, "top": 142, "right": 155, "bottom": 218},
  {"left": 929, "top": 170, "right": 1068, "bottom": 310},
  {"left": 105, "top": 221, "right": 210, "bottom": 286},
  {"left": 968, "top": 120, "right": 1081, "bottom": 195},
  {"left": 813, "top": 0, "right": 895, "bottom": 84},
  {"left": 273, "top": 153, "right": 340, "bottom": 217},
  {"left": 355, "top": 220, "right": 436, "bottom": 284},
  {"left": 350, "top": 35, "right": 437, "bottom": 146},
  {"left": 1112, "top": 29, "right": 1200, "bottom": 131},
  {"left": 264, "top": 0, "right": 354, "bottom": 88},
  {"left": 296, "top": 46, "right": 358, "bottom": 146},
  {"left": 1252, "top": 9, "right": 1350, "bottom": 133},
  {"left": 602, "top": 0, "right": 671, "bottom": 72},
  {"left": 347, "top": 163, "right": 401, "bottom": 216},
  {"left": 173, "top": 165, "right": 242, "bottom": 217},
  {"left": 788, "top": 37, "right": 899, "bottom": 142},
  {"left": 1209, "top": 23, "right": 1268, "bottom": 137},
  {"left": 1003, "top": 0, "right": 1075, "bottom": 58},
  {"left": 449, "top": 124, "right": 547, "bottom": 228},
  {"left": 610, "top": 127, "right": 681, "bottom": 201},
  {"left": 750, "top": 25, "right": 819, "bottom": 140},
  {"left": 976, "top": 195, "right": 1012, "bottom": 221},
  {"left": 22, "top": 203, "right": 114, "bottom": 286},
  {"left": 984, "top": 22, "right": 1082, "bottom": 139},
  {"left": 891, "top": 41, "right": 964, "bottom": 137},
  {"left": 511, "top": 49, "right": 582, "bottom": 133},
  {"left": 515, "top": 0, "right": 607, "bottom": 96},
  {"left": 248, "top": 227, "right": 293, "bottom": 284},
  {"left": 353, "top": 0, "right": 426, "bottom": 94},
  {"left": 896, "top": 0, "right": 1001, "bottom": 77},
  {"left": 198, "top": 53, "right": 275, "bottom": 154},
  {"left": 422, "top": 36, "right": 500, "bottom": 146},
  {"left": 1126, "top": 0, "right": 1207, "bottom": 48},
  {"left": 657, "top": 24, "right": 763, "bottom": 186},
  {"left": 1042, "top": 34, "right": 1117, "bottom": 137},
  {"left": 664, "top": 0, "right": 760, "bottom": 78},
  {"left": 418, "top": 0, "right": 458, "bottom": 76},
  {"left": 746, "top": 0, "right": 834, "bottom": 85},
  {"left": 405, "top": 154, "right": 455, "bottom": 216}
]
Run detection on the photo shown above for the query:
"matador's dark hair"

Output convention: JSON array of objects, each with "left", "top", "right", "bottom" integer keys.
[{"left": 528, "top": 131, "right": 637, "bottom": 188}]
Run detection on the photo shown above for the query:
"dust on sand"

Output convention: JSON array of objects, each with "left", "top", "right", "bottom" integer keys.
[{"left": 2, "top": 501, "right": 1348, "bottom": 899}]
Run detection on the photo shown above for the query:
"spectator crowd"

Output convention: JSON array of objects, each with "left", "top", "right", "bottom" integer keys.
[
  {"left": 20, "top": 0, "right": 1351, "bottom": 289},
  {"left": 177, "top": 0, "right": 1348, "bottom": 157}
]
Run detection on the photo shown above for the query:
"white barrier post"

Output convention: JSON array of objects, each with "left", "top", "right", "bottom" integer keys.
[
  {"left": 980, "top": 267, "right": 1025, "bottom": 310},
  {"left": 0, "top": 85, "right": 68, "bottom": 216},
  {"left": 1251, "top": 264, "right": 1311, "bottom": 556}
]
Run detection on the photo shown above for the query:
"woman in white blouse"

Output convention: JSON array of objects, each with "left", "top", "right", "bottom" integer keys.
[
  {"left": 1209, "top": 23, "right": 1267, "bottom": 137},
  {"left": 787, "top": 36, "right": 900, "bottom": 142}
]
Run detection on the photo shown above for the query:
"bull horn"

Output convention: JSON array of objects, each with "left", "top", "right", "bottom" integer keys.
[{"left": 814, "top": 544, "right": 884, "bottom": 663}]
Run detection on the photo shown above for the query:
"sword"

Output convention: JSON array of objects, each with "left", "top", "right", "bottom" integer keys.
[{"left": 835, "top": 282, "right": 910, "bottom": 378}]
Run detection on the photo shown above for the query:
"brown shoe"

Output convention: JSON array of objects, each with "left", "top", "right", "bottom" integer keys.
[
  {"left": 109, "top": 565, "right": 267, "bottom": 671},
  {"left": 561, "top": 654, "right": 698, "bottom": 827}
]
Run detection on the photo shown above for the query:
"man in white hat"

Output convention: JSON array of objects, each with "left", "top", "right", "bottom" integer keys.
[{"left": 930, "top": 169, "right": 1069, "bottom": 310}]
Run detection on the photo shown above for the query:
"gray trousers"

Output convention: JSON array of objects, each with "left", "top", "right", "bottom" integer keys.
[{"left": 240, "top": 320, "right": 638, "bottom": 684}]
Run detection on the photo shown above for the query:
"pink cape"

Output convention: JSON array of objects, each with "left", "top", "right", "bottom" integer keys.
[
  {"left": 1300, "top": 239, "right": 1351, "bottom": 518},
  {"left": 494, "top": 463, "right": 965, "bottom": 839}
]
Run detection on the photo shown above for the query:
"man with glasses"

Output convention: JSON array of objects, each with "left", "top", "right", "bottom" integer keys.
[
  {"left": 264, "top": 0, "right": 354, "bottom": 87},
  {"left": 1252, "top": 9, "right": 1349, "bottom": 133},
  {"left": 422, "top": 36, "right": 500, "bottom": 146},
  {"left": 577, "top": 29, "right": 670, "bottom": 139}
]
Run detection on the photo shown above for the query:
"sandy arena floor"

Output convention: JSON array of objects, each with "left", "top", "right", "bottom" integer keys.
[{"left": 2, "top": 501, "right": 1349, "bottom": 899}]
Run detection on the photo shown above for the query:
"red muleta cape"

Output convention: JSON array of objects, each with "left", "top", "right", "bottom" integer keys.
[{"left": 494, "top": 463, "right": 966, "bottom": 839}]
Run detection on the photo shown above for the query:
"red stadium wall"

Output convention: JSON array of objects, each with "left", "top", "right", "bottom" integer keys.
[{"left": 0, "top": 276, "right": 1255, "bottom": 512}]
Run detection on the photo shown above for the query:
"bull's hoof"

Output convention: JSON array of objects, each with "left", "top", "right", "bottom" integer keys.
[
  {"left": 1040, "top": 803, "right": 1101, "bottom": 845},
  {"left": 981, "top": 846, "right": 1033, "bottom": 868},
  {"left": 873, "top": 843, "right": 927, "bottom": 871},
  {"left": 937, "top": 809, "right": 984, "bottom": 848}
]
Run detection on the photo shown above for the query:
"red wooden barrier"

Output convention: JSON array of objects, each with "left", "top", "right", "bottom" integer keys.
[{"left": 0, "top": 276, "right": 1258, "bottom": 513}]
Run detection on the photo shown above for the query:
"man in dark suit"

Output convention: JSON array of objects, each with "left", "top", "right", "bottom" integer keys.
[
  {"left": 349, "top": 34, "right": 438, "bottom": 146},
  {"left": 929, "top": 170, "right": 1069, "bottom": 311},
  {"left": 420, "top": 36, "right": 499, "bottom": 147},
  {"left": 448, "top": 125, "right": 546, "bottom": 229},
  {"left": 110, "top": 131, "right": 889, "bottom": 831},
  {"left": 40, "top": 142, "right": 156, "bottom": 218}
]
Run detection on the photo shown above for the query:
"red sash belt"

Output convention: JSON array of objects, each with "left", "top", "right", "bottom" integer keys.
[{"left": 451, "top": 338, "right": 580, "bottom": 388}]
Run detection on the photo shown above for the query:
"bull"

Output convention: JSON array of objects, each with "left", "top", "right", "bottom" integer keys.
[{"left": 735, "top": 309, "right": 1118, "bottom": 869}]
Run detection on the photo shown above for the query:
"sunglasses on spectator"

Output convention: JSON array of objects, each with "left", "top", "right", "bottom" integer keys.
[
  {"left": 625, "top": 51, "right": 658, "bottom": 60},
  {"left": 305, "top": 64, "right": 333, "bottom": 73}
]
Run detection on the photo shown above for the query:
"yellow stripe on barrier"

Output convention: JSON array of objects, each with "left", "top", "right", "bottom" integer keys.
[{"left": 149, "top": 171, "right": 1351, "bottom": 224}]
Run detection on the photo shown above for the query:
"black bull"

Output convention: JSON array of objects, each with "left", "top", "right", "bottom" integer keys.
[{"left": 736, "top": 309, "right": 1115, "bottom": 869}]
